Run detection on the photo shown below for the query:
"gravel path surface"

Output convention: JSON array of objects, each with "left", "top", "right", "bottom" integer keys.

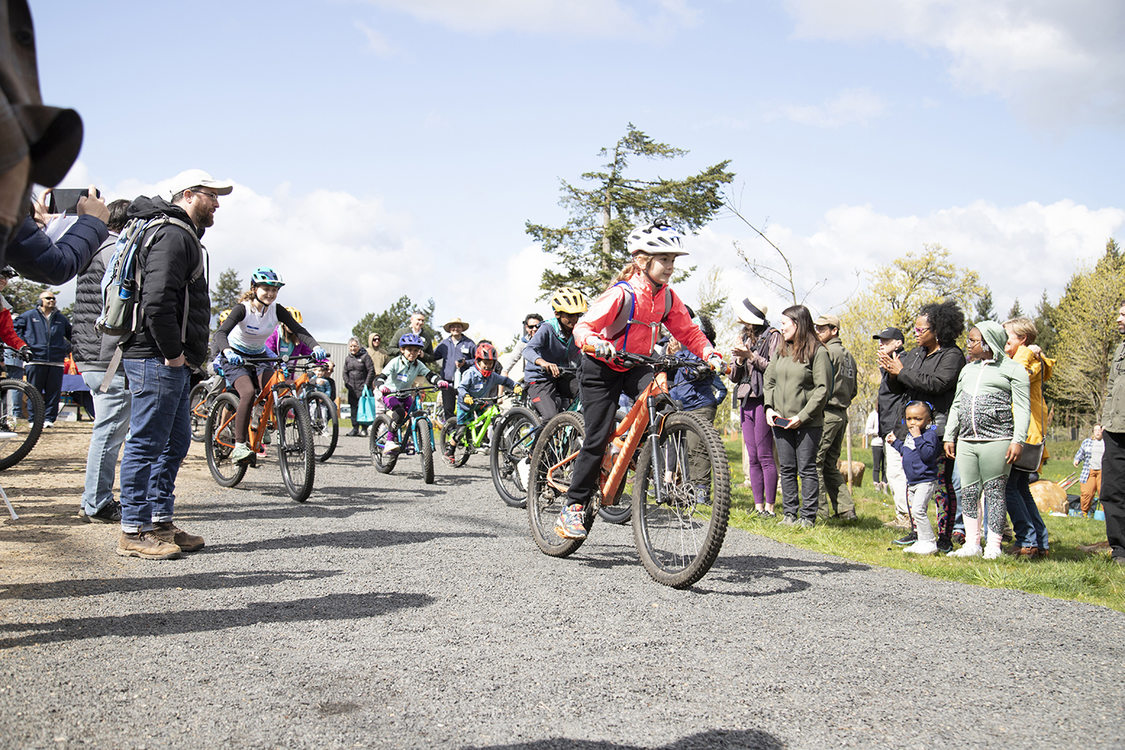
[{"left": 2, "top": 428, "right": 1123, "bottom": 749}]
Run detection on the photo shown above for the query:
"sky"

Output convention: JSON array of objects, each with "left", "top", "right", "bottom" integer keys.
[{"left": 30, "top": 0, "right": 1125, "bottom": 346}]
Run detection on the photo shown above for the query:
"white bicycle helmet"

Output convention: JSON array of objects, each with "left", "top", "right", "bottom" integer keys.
[{"left": 626, "top": 218, "right": 688, "bottom": 257}]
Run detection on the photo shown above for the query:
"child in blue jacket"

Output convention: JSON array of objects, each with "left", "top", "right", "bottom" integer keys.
[
  {"left": 887, "top": 400, "right": 942, "bottom": 555},
  {"left": 448, "top": 342, "right": 518, "bottom": 458}
]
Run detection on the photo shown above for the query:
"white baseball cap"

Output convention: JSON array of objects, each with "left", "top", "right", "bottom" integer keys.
[{"left": 165, "top": 169, "right": 234, "bottom": 198}]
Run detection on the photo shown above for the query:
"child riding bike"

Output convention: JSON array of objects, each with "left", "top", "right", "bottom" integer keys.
[
  {"left": 445, "top": 342, "right": 518, "bottom": 462},
  {"left": 523, "top": 287, "right": 587, "bottom": 421},
  {"left": 557, "top": 218, "right": 723, "bottom": 540},
  {"left": 376, "top": 332, "right": 451, "bottom": 455},
  {"left": 211, "top": 267, "right": 327, "bottom": 464}
]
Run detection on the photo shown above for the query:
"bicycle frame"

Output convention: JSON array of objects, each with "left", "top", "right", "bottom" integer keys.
[
  {"left": 461, "top": 400, "right": 502, "bottom": 449},
  {"left": 383, "top": 387, "right": 436, "bottom": 454}
]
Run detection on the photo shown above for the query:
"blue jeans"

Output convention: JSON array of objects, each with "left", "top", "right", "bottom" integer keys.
[
  {"left": 1005, "top": 468, "right": 1048, "bottom": 550},
  {"left": 5, "top": 363, "right": 24, "bottom": 417},
  {"left": 118, "top": 359, "right": 191, "bottom": 533},
  {"left": 773, "top": 425, "right": 823, "bottom": 520},
  {"left": 80, "top": 370, "right": 132, "bottom": 515}
]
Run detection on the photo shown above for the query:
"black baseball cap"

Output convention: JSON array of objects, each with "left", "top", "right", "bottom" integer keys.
[{"left": 872, "top": 326, "right": 904, "bottom": 341}]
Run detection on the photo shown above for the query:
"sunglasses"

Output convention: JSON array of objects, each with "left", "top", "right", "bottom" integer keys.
[{"left": 41, "top": 296, "right": 55, "bottom": 301}]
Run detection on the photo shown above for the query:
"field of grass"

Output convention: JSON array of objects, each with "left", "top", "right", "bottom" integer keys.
[{"left": 723, "top": 437, "right": 1125, "bottom": 613}]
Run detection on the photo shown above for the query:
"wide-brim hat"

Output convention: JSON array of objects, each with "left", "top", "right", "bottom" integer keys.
[
  {"left": 736, "top": 298, "right": 768, "bottom": 326},
  {"left": 443, "top": 317, "right": 470, "bottom": 332}
]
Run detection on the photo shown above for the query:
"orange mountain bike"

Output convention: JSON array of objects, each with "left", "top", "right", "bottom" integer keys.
[
  {"left": 204, "top": 354, "right": 317, "bottom": 502},
  {"left": 526, "top": 350, "right": 730, "bottom": 588}
]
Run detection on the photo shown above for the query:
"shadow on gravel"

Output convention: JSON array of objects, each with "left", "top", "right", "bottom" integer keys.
[
  {"left": 208, "top": 528, "right": 486, "bottom": 554},
  {"left": 0, "top": 590, "right": 432, "bottom": 649},
  {"left": 695, "top": 553, "right": 869, "bottom": 597},
  {"left": 0, "top": 569, "right": 341, "bottom": 600},
  {"left": 466, "top": 728, "right": 783, "bottom": 749},
  {"left": 180, "top": 500, "right": 377, "bottom": 523}
]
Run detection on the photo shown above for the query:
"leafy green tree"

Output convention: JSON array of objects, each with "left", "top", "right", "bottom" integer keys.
[
  {"left": 352, "top": 295, "right": 435, "bottom": 347},
  {"left": 526, "top": 124, "right": 734, "bottom": 299},
  {"left": 4, "top": 278, "right": 48, "bottom": 315},
  {"left": 210, "top": 267, "right": 242, "bottom": 318}
]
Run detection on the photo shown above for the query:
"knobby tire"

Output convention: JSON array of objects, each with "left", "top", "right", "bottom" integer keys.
[{"left": 204, "top": 392, "right": 247, "bottom": 488}]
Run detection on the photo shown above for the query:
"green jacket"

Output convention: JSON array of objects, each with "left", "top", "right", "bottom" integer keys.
[
  {"left": 943, "top": 321, "right": 1030, "bottom": 443},
  {"left": 823, "top": 337, "right": 857, "bottom": 411},
  {"left": 763, "top": 345, "right": 832, "bottom": 427},
  {"left": 1102, "top": 341, "right": 1125, "bottom": 433}
]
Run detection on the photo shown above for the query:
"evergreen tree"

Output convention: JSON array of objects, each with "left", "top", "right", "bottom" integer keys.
[
  {"left": 352, "top": 295, "right": 435, "bottom": 346},
  {"left": 3, "top": 278, "right": 48, "bottom": 315},
  {"left": 1034, "top": 290, "right": 1058, "bottom": 356},
  {"left": 526, "top": 124, "right": 734, "bottom": 299},
  {"left": 974, "top": 287, "right": 995, "bottom": 324},
  {"left": 1007, "top": 298, "right": 1023, "bottom": 319},
  {"left": 210, "top": 267, "right": 242, "bottom": 318}
]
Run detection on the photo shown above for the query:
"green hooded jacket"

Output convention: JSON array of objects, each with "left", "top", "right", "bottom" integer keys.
[{"left": 943, "top": 320, "right": 1030, "bottom": 443}]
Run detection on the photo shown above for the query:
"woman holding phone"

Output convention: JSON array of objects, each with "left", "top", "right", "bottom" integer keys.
[{"left": 764, "top": 304, "right": 832, "bottom": 527}]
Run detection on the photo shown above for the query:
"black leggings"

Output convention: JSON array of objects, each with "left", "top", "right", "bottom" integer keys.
[{"left": 566, "top": 357, "right": 652, "bottom": 507}]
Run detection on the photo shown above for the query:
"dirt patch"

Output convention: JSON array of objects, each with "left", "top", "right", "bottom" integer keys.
[{"left": 0, "top": 420, "right": 213, "bottom": 582}]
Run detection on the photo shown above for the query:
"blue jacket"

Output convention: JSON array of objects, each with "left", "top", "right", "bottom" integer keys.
[
  {"left": 899, "top": 426, "right": 941, "bottom": 486},
  {"left": 434, "top": 335, "right": 476, "bottom": 381},
  {"left": 522, "top": 318, "right": 578, "bottom": 383},
  {"left": 458, "top": 364, "right": 516, "bottom": 408},
  {"left": 7, "top": 215, "right": 109, "bottom": 285},
  {"left": 15, "top": 307, "right": 71, "bottom": 363},
  {"left": 669, "top": 350, "right": 727, "bottom": 411}
]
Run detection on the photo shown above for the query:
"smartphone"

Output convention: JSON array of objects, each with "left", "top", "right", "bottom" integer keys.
[
  {"left": 770, "top": 415, "right": 792, "bottom": 429},
  {"left": 47, "top": 187, "right": 99, "bottom": 214}
]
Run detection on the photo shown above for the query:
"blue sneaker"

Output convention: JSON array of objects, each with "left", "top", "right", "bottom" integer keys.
[{"left": 555, "top": 503, "right": 587, "bottom": 539}]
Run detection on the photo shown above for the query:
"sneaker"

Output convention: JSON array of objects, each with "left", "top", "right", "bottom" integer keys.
[
  {"left": 43, "top": 421, "right": 54, "bottom": 429},
  {"left": 796, "top": 518, "right": 814, "bottom": 529},
  {"left": 555, "top": 503, "right": 587, "bottom": 540},
  {"left": 516, "top": 458, "right": 531, "bottom": 488},
  {"left": 893, "top": 531, "right": 918, "bottom": 546},
  {"left": 936, "top": 539, "right": 953, "bottom": 554},
  {"left": 951, "top": 530, "right": 966, "bottom": 545},
  {"left": 0, "top": 430, "right": 16, "bottom": 440},
  {"left": 948, "top": 544, "right": 982, "bottom": 558},
  {"left": 347, "top": 428, "right": 359, "bottom": 437},
  {"left": 779, "top": 514, "right": 798, "bottom": 526},
  {"left": 834, "top": 510, "right": 858, "bottom": 521},
  {"left": 116, "top": 531, "right": 182, "bottom": 560},
  {"left": 904, "top": 540, "right": 938, "bottom": 555},
  {"left": 383, "top": 440, "right": 401, "bottom": 457},
  {"left": 150, "top": 521, "right": 205, "bottom": 552},
  {"left": 230, "top": 442, "right": 253, "bottom": 464},
  {"left": 694, "top": 485, "right": 711, "bottom": 505},
  {"left": 85, "top": 502, "right": 122, "bottom": 524},
  {"left": 983, "top": 545, "right": 1003, "bottom": 560},
  {"left": 761, "top": 509, "right": 776, "bottom": 518}
]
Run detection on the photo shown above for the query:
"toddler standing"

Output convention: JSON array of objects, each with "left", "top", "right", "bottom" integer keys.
[{"left": 887, "top": 401, "right": 942, "bottom": 554}]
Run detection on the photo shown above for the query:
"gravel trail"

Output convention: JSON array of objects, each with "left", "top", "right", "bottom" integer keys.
[{"left": 1, "top": 427, "right": 1122, "bottom": 749}]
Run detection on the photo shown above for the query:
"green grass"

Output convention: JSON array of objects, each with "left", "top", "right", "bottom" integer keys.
[{"left": 722, "top": 438, "right": 1125, "bottom": 612}]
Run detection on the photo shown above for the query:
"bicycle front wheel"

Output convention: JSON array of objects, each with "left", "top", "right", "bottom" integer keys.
[
  {"left": 632, "top": 411, "right": 730, "bottom": 589},
  {"left": 276, "top": 395, "right": 315, "bottom": 502},
  {"left": 440, "top": 422, "right": 472, "bottom": 468},
  {"left": 369, "top": 415, "right": 398, "bottom": 473},
  {"left": 526, "top": 411, "right": 591, "bottom": 558},
  {"left": 204, "top": 392, "right": 247, "bottom": 488},
  {"left": 306, "top": 391, "right": 339, "bottom": 462},
  {"left": 0, "top": 379, "right": 45, "bottom": 470},
  {"left": 188, "top": 382, "right": 209, "bottom": 442},
  {"left": 490, "top": 406, "right": 540, "bottom": 508},
  {"left": 416, "top": 418, "right": 435, "bottom": 484}
]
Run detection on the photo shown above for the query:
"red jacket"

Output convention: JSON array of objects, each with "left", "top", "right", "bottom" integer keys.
[
  {"left": 574, "top": 272, "right": 713, "bottom": 372},
  {"left": 0, "top": 308, "right": 27, "bottom": 351}
]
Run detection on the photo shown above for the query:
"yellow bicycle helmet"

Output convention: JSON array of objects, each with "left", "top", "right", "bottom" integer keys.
[
  {"left": 550, "top": 287, "right": 588, "bottom": 314},
  {"left": 285, "top": 306, "right": 303, "bottom": 324}
]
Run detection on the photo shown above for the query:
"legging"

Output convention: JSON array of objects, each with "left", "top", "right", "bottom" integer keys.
[
  {"left": 740, "top": 397, "right": 777, "bottom": 506},
  {"left": 933, "top": 456, "right": 957, "bottom": 544},
  {"left": 955, "top": 440, "right": 1012, "bottom": 538}
]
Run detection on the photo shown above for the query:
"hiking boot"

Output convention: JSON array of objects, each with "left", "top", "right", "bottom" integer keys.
[
  {"left": 834, "top": 510, "right": 858, "bottom": 521},
  {"left": 796, "top": 518, "right": 814, "bottom": 529},
  {"left": 893, "top": 531, "right": 918, "bottom": 546},
  {"left": 116, "top": 531, "right": 182, "bottom": 560},
  {"left": 230, "top": 442, "right": 253, "bottom": 464},
  {"left": 85, "top": 502, "right": 122, "bottom": 524},
  {"left": 554, "top": 503, "right": 587, "bottom": 540},
  {"left": 779, "top": 514, "right": 798, "bottom": 526},
  {"left": 884, "top": 513, "right": 911, "bottom": 530},
  {"left": 151, "top": 522, "right": 205, "bottom": 552}
]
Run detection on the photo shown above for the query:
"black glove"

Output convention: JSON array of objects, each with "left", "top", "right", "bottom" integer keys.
[{"left": 17, "top": 346, "right": 32, "bottom": 362}]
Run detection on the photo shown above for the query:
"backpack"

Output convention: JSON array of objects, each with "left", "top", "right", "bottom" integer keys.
[
  {"left": 96, "top": 215, "right": 204, "bottom": 338},
  {"left": 603, "top": 281, "right": 673, "bottom": 351}
]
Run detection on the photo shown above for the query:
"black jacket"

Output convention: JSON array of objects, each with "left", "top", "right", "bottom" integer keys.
[
  {"left": 71, "top": 233, "right": 117, "bottom": 369},
  {"left": 120, "top": 196, "right": 211, "bottom": 369},
  {"left": 889, "top": 345, "right": 965, "bottom": 440},
  {"left": 877, "top": 344, "right": 908, "bottom": 439},
  {"left": 343, "top": 349, "right": 376, "bottom": 392}
]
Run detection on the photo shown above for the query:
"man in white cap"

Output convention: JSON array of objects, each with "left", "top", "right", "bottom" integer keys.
[{"left": 115, "top": 169, "right": 232, "bottom": 560}]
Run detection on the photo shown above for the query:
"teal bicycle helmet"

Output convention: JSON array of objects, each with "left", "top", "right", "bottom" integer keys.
[{"left": 251, "top": 266, "right": 285, "bottom": 287}]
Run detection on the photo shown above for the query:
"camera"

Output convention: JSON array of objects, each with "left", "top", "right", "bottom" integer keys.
[{"left": 46, "top": 187, "right": 100, "bottom": 215}]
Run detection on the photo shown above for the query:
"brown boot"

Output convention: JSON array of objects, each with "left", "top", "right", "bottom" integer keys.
[
  {"left": 151, "top": 522, "right": 205, "bottom": 552},
  {"left": 117, "top": 531, "right": 182, "bottom": 560}
]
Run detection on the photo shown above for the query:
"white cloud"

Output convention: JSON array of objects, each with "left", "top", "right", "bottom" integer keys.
[
  {"left": 354, "top": 21, "right": 397, "bottom": 57},
  {"left": 767, "top": 87, "right": 887, "bottom": 128},
  {"left": 783, "top": 0, "right": 1125, "bottom": 127},
  {"left": 360, "top": 0, "right": 697, "bottom": 37}
]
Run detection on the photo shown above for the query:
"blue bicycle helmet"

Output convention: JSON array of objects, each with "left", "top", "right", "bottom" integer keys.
[
  {"left": 398, "top": 332, "right": 426, "bottom": 348},
  {"left": 250, "top": 266, "right": 285, "bottom": 287}
]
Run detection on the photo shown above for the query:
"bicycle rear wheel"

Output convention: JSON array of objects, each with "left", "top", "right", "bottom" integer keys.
[
  {"left": 417, "top": 418, "right": 435, "bottom": 484},
  {"left": 204, "top": 392, "right": 247, "bottom": 488},
  {"left": 527, "top": 411, "right": 592, "bottom": 557},
  {"left": 0, "top": 379, "right": 45, "bottom": 470},
  {"left": 189, "top": 382, "right": 209, "bottom": 442},
  {"left": 369, "top": 415, "right": 398, "bottom": 473},
  {"left": 490, "top": 406, "right": 539, "bottom": 508},
  {"left": 276, "top": 395, "right": 315, "bottom": 502},
  {"left": 306, "top": 391, "right": 339, "bottom": 462},
  {"left": 632, "top": 411, "right": 730, "bottom": 589}
]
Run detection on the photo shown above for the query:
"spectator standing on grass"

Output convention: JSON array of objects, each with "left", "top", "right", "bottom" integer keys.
[
  {"left": 1098, "top": 301, "right": 1125, "bottom": 566},
  {"left": 1074, "top": 425, "right": 1104, "bottom": 517},
  {"left": 864, "top": 408, "right": 886, "bottom": 492},
  {"left": 886, "top": 401, "right": 942, "bottom": 554},
  {"left": 879, "top": 300, "right": 965, "bottom": 551},
  {"left": 15, "top": 288, "right": 70, "bottom": 427},
  {"left": 343, "top": 336, "right": 375, "bottom": 436},
  {"left": 813, "top": 313, "right": 858, "bottom": 520},
  {"left": 72, "top": 198, "right": 130, "bottom": 523},
  {"left": 873, "top": 327, "right": 909, "bottom": 524},
  {"left": 730, "top": 298, "right": 782, "bottom": 517},
  {"left": 764, "top": 304, "right": 832, "bottom": 528},
  {"left": 116, "top": 169, "right": 232, "bottom": 560}
]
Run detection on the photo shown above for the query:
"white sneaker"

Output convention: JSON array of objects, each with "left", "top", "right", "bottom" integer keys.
[
  {"left": 903, "top": 540, "right": 938, "bottom": 555},
  {"left": 516, "top": 457, "right": 530, "bottom": 488},
  {"left": 949, "top": 544, "right": 982, "bottom": 558},
  {"left": 983, "top": 545, "right": 1003, "bottom": 560},
  {"left": 0, "top": 430, "right": 16, "bottom": 440},
  {"left": 230, "top": 442, "right": 253, "bottom": 463},
  {"left": 383, "top": 440, "right": 400, "bottom": 457},
  {"left": 43, "top": 421, "right": 53, "bottom": 429}
]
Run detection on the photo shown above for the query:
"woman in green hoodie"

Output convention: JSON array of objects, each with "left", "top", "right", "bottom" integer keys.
[{"left": 942, "top": 320, "right": 1030, "bottom": 559}]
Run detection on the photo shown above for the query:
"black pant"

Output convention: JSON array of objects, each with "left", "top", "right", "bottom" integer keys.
[
  {"left": 871, "top": 442, "right": 885, "bottom": 483},
  {"left": 528, "top": 375, "right": 578, "bottom": 421},
  {"left": 26, "top": 364, "right": 63, "bottom": 422},
  {"left": 566, "top": 357, "right": 652, "bottom": 507},
  {"left": 1103, "top": 430, "right": 1125, "bottom": 559},
  {"left": 774, "top": 424, "right": 823, "bottom": 520}
]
